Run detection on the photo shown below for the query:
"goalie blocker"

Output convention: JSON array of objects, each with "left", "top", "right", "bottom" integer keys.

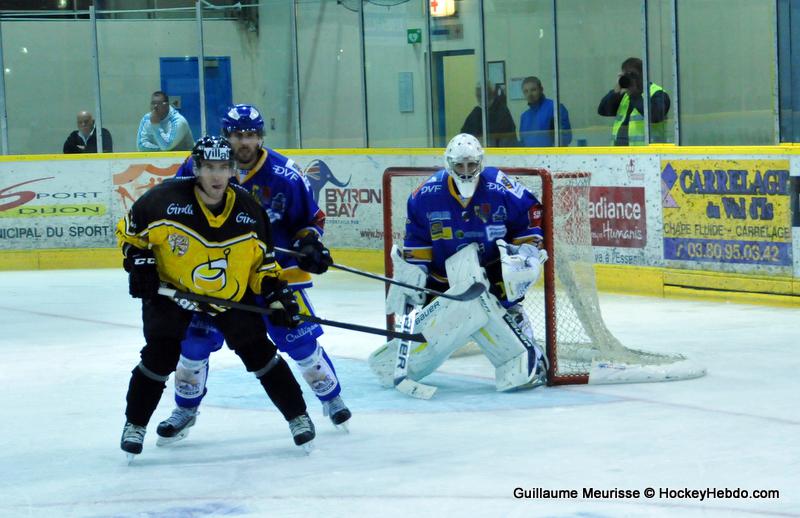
[{"left": 369, "top": 243, "right": 547, "bottom": 392}]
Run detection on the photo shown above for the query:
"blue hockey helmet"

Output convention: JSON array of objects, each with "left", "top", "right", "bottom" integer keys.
[{"left": 221, "top": 104, "right": 264, "bottom": 137}]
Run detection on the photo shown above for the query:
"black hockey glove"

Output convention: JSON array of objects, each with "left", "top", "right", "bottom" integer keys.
[
  {"left": 261, "top": 277, "right": 301, "bottom": 328},
  {"left": 292, "top": 233, "right": 333, "bottom": 274},
  {"left": 123, "top": 246, "right": 160, "bottom": 300}
]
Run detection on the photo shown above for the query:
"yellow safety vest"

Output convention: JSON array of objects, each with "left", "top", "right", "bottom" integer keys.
[{"left": 611, "top": 83, "right": 666, "bottom": 145}]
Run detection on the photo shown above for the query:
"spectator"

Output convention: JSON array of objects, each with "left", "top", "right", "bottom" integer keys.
[
  {"left": 518, "top": 77, "right": 572, "bottom": 147},
  {"left": 63, "top": 111, "right": 113, "bottom": 154},
  {"left": 598, "top": 57, "right": 670, "bottom": 145},
  {"left": 460, "top": 82, "right": 517, "bottom": 147},
  {"left": 136, "top": 91, "right": 194, "bottom": 151}
]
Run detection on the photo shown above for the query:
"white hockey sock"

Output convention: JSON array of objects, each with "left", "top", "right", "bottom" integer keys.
[
  {"left": 175, "top": 355, "right": 208, "bottom": 403},
  {"left": 296, "top": 345, "right": 339, "bottom": 399}
]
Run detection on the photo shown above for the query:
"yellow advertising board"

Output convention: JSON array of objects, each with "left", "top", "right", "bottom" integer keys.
[{"left": 661, "top": 159, "right": 791, "bottom": 266}]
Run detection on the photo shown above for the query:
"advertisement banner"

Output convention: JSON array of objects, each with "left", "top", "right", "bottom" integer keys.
[
  {"left": 589, "top": 186, "right": 646, "bottom": 248},
  {"left": 299, "top": 155, "right": 439, "bottom": 250},
  {"left": 111, "top": 162, "right": 181, "bottom": 212},
  {"left": 0, "top": 158, "right": 184, "bottom": 250},
  {"left": 661, "top": 159, "right": 791, "bottom": 266},
  {"left": 0, "top": 163, "right": 114, "bottom": 249}
]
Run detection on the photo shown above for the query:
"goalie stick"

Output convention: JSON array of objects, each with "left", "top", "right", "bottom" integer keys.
[
  {"left": 275, "top": 246, "right": 486, "bottom": 302},
  {"left": 157, "top": 287, "right": 425, "bottom": 342},
  {"left": 392, "top": 304, "right": 437, "bottom": 400}
]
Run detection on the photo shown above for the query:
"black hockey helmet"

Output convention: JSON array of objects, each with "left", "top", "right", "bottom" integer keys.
[{"left": 191, "top": 135, "right": 234, "bottom": 168}]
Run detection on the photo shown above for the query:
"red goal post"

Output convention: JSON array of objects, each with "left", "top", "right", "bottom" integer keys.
[{"left": 381, "top": 166, "right": 705, "bottom": 386}]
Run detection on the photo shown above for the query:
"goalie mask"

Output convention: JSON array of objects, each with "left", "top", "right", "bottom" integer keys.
[{"left": 444, "top": 133, "right": 484, "bottom": 198}]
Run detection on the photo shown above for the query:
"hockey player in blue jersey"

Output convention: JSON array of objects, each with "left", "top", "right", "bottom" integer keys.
[
  {"left": 156, "top": 104, "right": 351, "bottom": 445},
  {"left": 370, "top": 133, "right": 549, "bottom": 392}
]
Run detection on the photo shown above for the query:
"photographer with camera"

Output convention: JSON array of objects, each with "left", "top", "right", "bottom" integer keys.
[{"left": 598, "top": 57, "right": 670, "bottom": 146}]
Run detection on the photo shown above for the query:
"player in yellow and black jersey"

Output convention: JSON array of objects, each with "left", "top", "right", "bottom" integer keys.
[
  {"left": 116, "top": 158, "right": 277, "bottom": 304},
  {"left": 117, "top": 136, "right": 316, "bottom": 459}
]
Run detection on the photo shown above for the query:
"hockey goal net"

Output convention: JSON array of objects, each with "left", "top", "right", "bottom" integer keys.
[{"left": 382, "top": 167, "right": 705, "bottom": 386}]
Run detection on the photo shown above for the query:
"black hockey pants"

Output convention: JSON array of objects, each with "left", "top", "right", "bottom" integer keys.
[{"left": 125, "top": 294, "right": 306, "bottom": 426}]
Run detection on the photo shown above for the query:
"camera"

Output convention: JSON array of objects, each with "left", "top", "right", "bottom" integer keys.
[{"left": 618, "top": 71, "right": 641, "bottom": 90}]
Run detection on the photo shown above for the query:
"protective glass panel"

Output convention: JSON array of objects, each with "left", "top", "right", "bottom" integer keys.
[
  {"left": 677, "top": 0, "right": 777, "bottom": 145},
  {"left": 363, "top": 0, "right": 428, "bottom": 147},
  {"left": 646, "top": 0, "right": 676, "bottom": 144},
  {"left": 484, "top": 0, "right": 562, "bottom": 148},
  {"left": 201, "top": 2, "right": 298, "bottom": 148},
  {"left": 2, "top": 18, "right": 94, "bottom": 154},
  {"left": 556, "top": 0, "right": 646, "bottom": 147},
  {"left": 96, "top": 5, "right": 199, "bottom": 152},
  {"left": 296, "top": 0, "right": 365, "bottom": 148},
  {"left": 429, "top": 0, "right": 487, "bottom": 148}
]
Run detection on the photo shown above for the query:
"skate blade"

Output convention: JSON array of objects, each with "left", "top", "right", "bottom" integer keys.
[
  {"left": 299, "top": 440, "right": 315, "bottom": 455},
  {"left": 334, "top": 422, "right": 350, "bottom": 433},
  {"left": 156, "top": 429, "right": 190, "bottom": 447},
  {"left": 125, "top": 453, "right": 138, "bottom": 464}
]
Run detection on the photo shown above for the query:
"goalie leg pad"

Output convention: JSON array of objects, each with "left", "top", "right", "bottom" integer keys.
[
  {"left": 467, "top": 296, "right": 547, "bottom": 391},
  {"left": 370, "top": 244, "right": 497, "bottom": 386},
  {"left": 370, "top": 275, "right": 491, "bottom": 386},
  {"left": 368, "top": 336, "right": 464, "bottom": 386},
  {"left": 494, "top": 348, "right": 547, "bottom": 392},
  {"left": 385, "top": 245, "right": 428, "bottom": 315}
]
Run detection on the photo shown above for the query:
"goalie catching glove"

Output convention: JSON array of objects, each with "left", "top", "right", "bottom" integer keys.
[
  {"left": 385, "top": 245, "right": 428, "bottom": 315},
  {"left": 497, "top": 238, "right": 547, "bottom": 302},
  {"left": 123, "top": 245, "right": 160, "bottom": 300},
  {"left": 292, "top": 232, "right": 333, "bottom": 274},
  {"left": 261, "top": 276, "right": 301, "bottom": 328}
]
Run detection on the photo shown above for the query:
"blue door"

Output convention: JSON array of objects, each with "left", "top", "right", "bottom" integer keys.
[{"left": 160, "top": 56, "right": 233, "bottom": 138}]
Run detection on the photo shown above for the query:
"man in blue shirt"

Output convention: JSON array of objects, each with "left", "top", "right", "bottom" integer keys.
[{"left": 518, "top": 77, "right": 572, "bottom": 147}]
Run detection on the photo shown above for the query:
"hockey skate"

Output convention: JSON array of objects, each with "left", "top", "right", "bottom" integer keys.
[
  {"left": 322, "top": 395, "right": 352, "bottom": 431},
  {"left": 121, "top": 422, "right": 146, "bottom": 462},
  {"left": 519, "top": 356, "right": 548, "bottom": 390},
  {"left": 156, "top": 406, "right": 198, "bottom": 446},
  {"left": 289, "top": 413, "right": 316, "bottom": 453}
]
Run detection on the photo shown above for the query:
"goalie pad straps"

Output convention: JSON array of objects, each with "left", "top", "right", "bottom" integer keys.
[{"left": 385, "top": 245, "right": 428, "bottom": 315}]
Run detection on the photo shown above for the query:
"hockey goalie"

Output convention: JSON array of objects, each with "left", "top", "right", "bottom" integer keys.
[{"left": 369, "top": 133, "right": 550, "bottom": 394}]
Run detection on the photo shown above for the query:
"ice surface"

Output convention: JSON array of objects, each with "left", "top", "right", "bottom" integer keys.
[{"left": 0, "top": 269, "right": 797, "bottom": 518}]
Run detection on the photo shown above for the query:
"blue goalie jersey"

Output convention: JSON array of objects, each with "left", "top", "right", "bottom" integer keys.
[
  {"left": 403, "top": 167, "right": 543, "bottom": 284},
  {"left": 176, "top": 148, "right": 325, "bottom": 288}
]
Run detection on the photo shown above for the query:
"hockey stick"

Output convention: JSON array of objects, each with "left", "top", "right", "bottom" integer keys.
[
  {"left": 274, "top": 246, "right": 486, "bottom": 302},
  {"left": 157, "top": 287, "right": 425, "bottom": 342},
  {"left": 392, "top": 304, "right": 437, "bottom": 400}
]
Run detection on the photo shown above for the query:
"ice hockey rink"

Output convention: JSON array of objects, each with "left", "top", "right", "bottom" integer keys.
[{"left": 0, "top": 268, "right": 797, "bottom": 518}]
